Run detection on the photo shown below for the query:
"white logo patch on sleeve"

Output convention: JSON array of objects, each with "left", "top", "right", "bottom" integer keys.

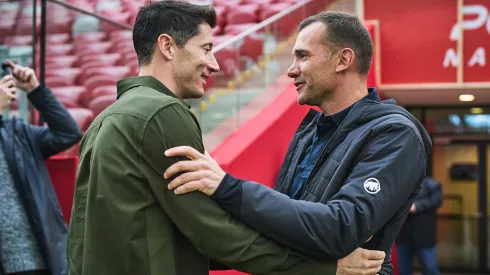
[{"left": 364, "top": 178, "right": 381, "bottom": 194}]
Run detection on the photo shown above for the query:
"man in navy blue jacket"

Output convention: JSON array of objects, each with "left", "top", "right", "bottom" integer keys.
[
  {"left": 163, "top": 11, "right": 432, "bottom": 275},
  {"left": 0, "top": 60, "right": 82, "bottom": 275}
]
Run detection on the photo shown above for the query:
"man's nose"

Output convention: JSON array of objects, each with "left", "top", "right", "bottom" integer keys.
[
  {"left": 287, "top": 61, "right": 299, "bottom": 78},
  {"left": 208, "top": 54, "right": 220, "bottom": 73}
]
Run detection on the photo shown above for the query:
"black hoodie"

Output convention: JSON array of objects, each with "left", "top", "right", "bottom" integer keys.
[{"left": 210, "top": 92, "right": 432, "bottom": 274}]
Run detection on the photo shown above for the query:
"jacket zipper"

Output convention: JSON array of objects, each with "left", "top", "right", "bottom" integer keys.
[{"left": 297, "top": 116, "right": 349, "bottom": 199}]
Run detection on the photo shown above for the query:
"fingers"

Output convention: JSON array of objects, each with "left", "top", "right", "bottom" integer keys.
[
  {"left": 363, "top": 259, "right": 384, "bottom": 269},
  {"left": 20, "top": 69, "right": 28, "bottom": 82},
  {"left": 7, "top": 60, "right": 33, "bottom": 83},
  {"left": 23, "top": 69, "right": 35, "bottom": 83},
  {"left": 15, "top": 67, "right": 33, "bottom": 82},
  {"left": 1, "top": 78, "right": 15, "bottom": 89},
  {"left": 361, "top": 266, "right": 382, "bottom": 275},
  {"left": 6, "top": 87, "right": 17, "bottom": 101},
  {"left": 362, "top": 249, "right": 385, "bottom": 260},
  {"left": 9, "top": 93, "right": 17, "bottom": 101},
  {"left": 174, "top": 180, "right": 203, "bottom": 195},
  {"left": 164, "top": 160, "right": 206, "bottom": 179},
  {"left": 165, "top": 146, "right": 203, "bottom": 160},
  {"left": 9, "top": 60, "right": 20, "bottom": 78},
  {"left": 168, "top": 170, "right": 207, "bottom": 190},
  {"left": 0, "top": 75, "right": 14, "bottom": 85},
  {"left": 6, "top": 59, "right": 15, "bottom": 68}
]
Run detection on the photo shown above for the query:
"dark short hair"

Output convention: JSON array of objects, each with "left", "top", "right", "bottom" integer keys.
[
  {"left": 299, "top": 11, "right": 373, "bottom": 75},
  {"left": 133, "top": 0, "right": 217, "bottom": 66}
]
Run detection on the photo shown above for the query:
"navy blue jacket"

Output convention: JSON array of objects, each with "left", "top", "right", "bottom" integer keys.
[
  {"left": 211, "top": 95, "right": 432, "bottom": 274},
  {"left": 0, "top": 85, "right": 82, "bottom": 275}
]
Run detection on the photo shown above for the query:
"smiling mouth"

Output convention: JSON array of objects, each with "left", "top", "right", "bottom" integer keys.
[
  {"left": 294, "top": 83, "right": 305, "bottom": 90},
  {"left": 200, "top": 75, "right": 208, "bottom": 87}
]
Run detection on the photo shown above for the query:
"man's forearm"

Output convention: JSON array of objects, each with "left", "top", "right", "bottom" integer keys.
[{"left": 27, "top": 85, "right": 82, "bottom": 157}]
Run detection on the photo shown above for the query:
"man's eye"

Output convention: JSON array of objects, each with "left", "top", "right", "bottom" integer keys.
[{"left": 204, "top": 48, "right": 211, "bottom": 54}]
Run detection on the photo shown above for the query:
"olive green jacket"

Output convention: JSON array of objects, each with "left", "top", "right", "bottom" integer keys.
[{"left": 67, "top": 76, "right": 337, "bottom": 275}]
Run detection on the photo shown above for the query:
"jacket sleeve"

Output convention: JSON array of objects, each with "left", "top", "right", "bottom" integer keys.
[
  {"left": 210, "top": 123, "right": 427, "bottom": 260},
  {"left": 138, "top": 104, "right": 337, "bottom": 275},
  {"left": 25, "top": 85, "right": 82, "bottom": 158},
  {"left": 378, "top": 249, "right": 394, "bottom": 275},
  {"left": 414, "top": 179, "right": 443, "bottom": 213}
]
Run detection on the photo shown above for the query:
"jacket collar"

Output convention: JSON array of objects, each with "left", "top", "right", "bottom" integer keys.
[
  {"left": 297, "top": 88, "right": 381, "bottom": 133},
  {"left": 330, "top": 88, "right": 381, "bottom": 126},
  {"left": 116, "top": 76, "right": 190, "bottom": 108}
]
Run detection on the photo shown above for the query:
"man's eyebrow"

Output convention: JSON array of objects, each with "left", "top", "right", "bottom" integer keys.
[
  {"left": 201, "top": 42, "right": 214, "bottom": 48},
  {"left": 293, "top": 49, "right": 310, "bottom": 56}
]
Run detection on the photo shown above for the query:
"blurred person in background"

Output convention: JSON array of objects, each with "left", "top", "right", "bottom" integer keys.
[
  {"left": 0, "top": 59, "right": 82, "bottom": 275},
  {"left": 396, "top": 176, "right": 443, "bottom": 275}
]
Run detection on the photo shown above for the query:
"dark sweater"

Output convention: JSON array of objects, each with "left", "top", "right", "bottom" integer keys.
[{"left": 0, "top": 138, "right": 46, "bottom": 273}]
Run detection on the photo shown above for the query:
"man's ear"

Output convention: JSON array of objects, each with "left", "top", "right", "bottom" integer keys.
[
  {"left": 335, "top": 48, "right": 355, "bottom": 73},
  {"left": 157, "top": 34, "right": 175, "bottom": 61}
]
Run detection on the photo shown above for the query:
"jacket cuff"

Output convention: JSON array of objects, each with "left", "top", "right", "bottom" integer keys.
[
  {"left": 210, "top": 173, "right": 244, "bottom": 217},
  {"left": 27, "top": 85, "right": 48, "bottom": 103},
  {"left": 211, "top": 173, "right": 241, "bottom": 200}
]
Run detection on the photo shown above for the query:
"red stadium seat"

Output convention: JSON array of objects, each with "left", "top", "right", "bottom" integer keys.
[
  {"left": 45, "top": 44, "right": 74, "bottom": 56},
  {"left": 51, "top": 86, "right": 87, "bottom": 104},
  {"left": 46, "top": 33, "right": 71, "bottom": 44},
  {"left": 92, "top": 85, "right": 117, "bottom": 98},
  {"left": 109, "top": 30, "right": 133, "bottom": 45},
  {"left": 215, "top": 49, "right": 240, "bottom": 77},
  {"left": 116, "top": 44, "right": 136, "bottom": 55},
  {"left": 45, "top": 55, "right": 78, "bottom": 67},
  {"left": 46, "top": 17, "right": 73, "bottom": 34},
  {"left": 80, "top": 75, "right": 118, "bottom": 106},
  {"left": 46, "top": 68, "right": 82, "bottom": 86},
  {"left": 0, "top": 21, "right": 15, "bottom": 41},
  {"left": 88, "top": 95, "right": 115, "bottom": 116},
  {"left": 45, "top": 76, "right": 72, "bottom": 88},
  {"left": 54, "top": 95, "right": 81, "bottom": 109},
  {"left": 226, "top": 4, "right": 259, "bottom": 25},
  {"left": 213, "top": 26, "right": 223, "bottom": 36},
  {"left": 240, "top": 36, "right": 263, "bottom": 61},
  {"left": 15, "top": 22, "right": 40, "bottom": 36},
  {"left": 243, "top": 0, "right": 277, "bottom": 5},
  {"left": 75, "top": 42, "right": 113, "bottom": 55},
  {"left": 80, "top": 66, "right": 130, "bottom": 85},
  {"left": 260, "top": 3, "right": 301, "bottom": 37},
  {"left": 214, "top": 0, "right": 242, "bottom": 10},
  {"left": 4, "top": 35, "right": 32, "bottom": 46},
  {"left": 100, "top": 12, "right": 131, "bottom": 33},
  {"left": 74, "top": 32, "right": 107, "bottom": 43},
  {"left": 214, "top": 35, "right": 241, "bottom": 77},
  {"left": 79, "top": 53, "right": 123, "bottom": 71},
  {"left": 204, "top": 74, "right": 216, "bottom": 92},
  {"left": 215, "top": 6, "right": 227, "bottom": 28},
  {"left": 67, "top": 107, "right": 95, "bottom": 132},
  {"left": 224, "top": 23, "right": 258, "bottom": 35}
]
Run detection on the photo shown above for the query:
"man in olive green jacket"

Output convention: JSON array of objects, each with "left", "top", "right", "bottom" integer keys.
[{"left": 68, "top": 1, "right": 385, "bottom": 275}]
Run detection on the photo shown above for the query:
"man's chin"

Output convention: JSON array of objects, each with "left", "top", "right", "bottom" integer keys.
[
  {"left": 297, "top": 94, "right": 309, "bottom": 105},
  {"left": 187, "top": 89, "right": 205, "bottom": 99}
]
